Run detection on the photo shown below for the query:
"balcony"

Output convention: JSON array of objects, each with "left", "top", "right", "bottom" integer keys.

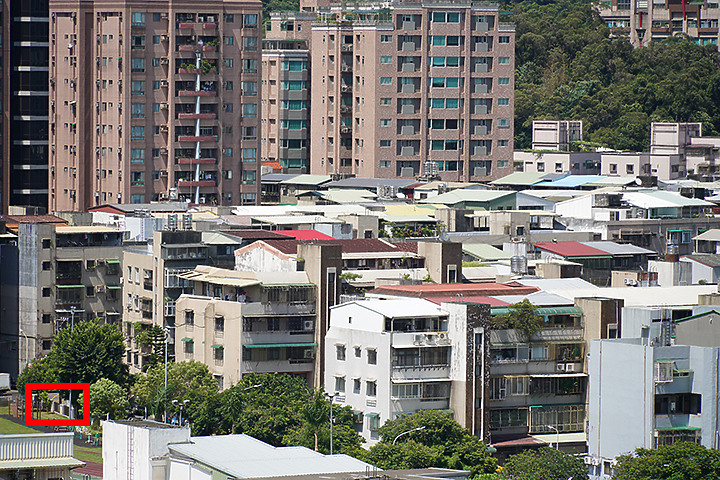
[
  {"left": 177, "top": 157, "right": 217, "bottom": 164},
  {"left": 178, "top": 68, "right": 201, "bottom": 74},
  {"left": 242, "top": 359, "right": 314, "bottom": 374},
  {"left": 203, "top": 23, "right": 218, "bottom": 29},
  {"left": 241, "top": 331, "right": 315, "bottom": 345},
  {"left": 178, "top": 22, "right": 195, "bottom": 28},
  {"left": 240, "top": 302, "right": 315, "bottom": 316},
  {"left": 178, "top": 45, "right": 197, "bottom": 52},
  {"left": 392, "top": 365, "right": 450, "bottom": 381},
  {"left": 178, "top": 179, "right": 217, "bottom": 187},
  {"left": 177, "top": 135, "right": 218, "bottom": 142},
  {"left": 341, "top": 44, "right": 353, "bottom": 52},
  {"left": 178, "top": 113, "right": 217, "bottom": 120},
  {"left": 178, "top": 90, "right": 216, "bottom": 97},
  {"left": 392, "top": 332, "right": 451, "bottom": 348}
]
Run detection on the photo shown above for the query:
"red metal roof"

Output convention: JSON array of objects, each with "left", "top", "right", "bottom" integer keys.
[
  {"left": 264, "top": 239, "right": 300, "bottom": 255},
  {"left": 370, "top": 283, "right": 540, "bottom": 298},
  {"left": 391, "top": 242, "right": 419, "bottom": 253},
  {"left": 262, "top": 238, "right": 422, "bottom": 255},
  {"left": 275, "top": 230, "right": 336, "bottom": 240},
  {"left": 1, "top": 214, "right": 67, "bottom": 225},
  {"left": 425, "top": 296, "right": 510, "bottom": 307},
  {"left": 534, "top": 241, "right": 609, "bottom": 257},
  {"left": 220, "top": 230, "right": 294, "bottom": 240}
]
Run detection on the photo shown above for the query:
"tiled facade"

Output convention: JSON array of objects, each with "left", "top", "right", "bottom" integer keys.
[
  {"left": 309, "top": 1, "right": 515, "bottom": 181},
  {"left": 48, "top": 0, "right": 262, "bottom": 211}
]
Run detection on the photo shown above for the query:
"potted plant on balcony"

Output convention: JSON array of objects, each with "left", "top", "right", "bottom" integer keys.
[{"left": 200, "top": 59, "right": 216, "bottom": 75}]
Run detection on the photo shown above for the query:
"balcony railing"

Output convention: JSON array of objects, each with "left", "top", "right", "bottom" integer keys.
[
  {"left": 178, "top": 90, "right": 216, "bottom": 97},
  {"left": 177, "top": 157, "right": 217, "bottom": 164},
  {"left": 391, "top": 365, "right": 450, "bottom": 381},
  {"left": 178, "top": 113, "right": 217, "bottom": 120},
  {"left": 178, "top": 179, "right": 217, "bottom": 187},
  {"left": 240, "top": 302, "right": 315, "bottom": 316},
  {"left": 177, "top": 135, "right": 218, "bottom": 142}
]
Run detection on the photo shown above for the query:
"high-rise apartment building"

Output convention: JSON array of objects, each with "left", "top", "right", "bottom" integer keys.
[
  {"left": 2, "top": 0, "right": 51, "bottom": 213},
  {"left": 598, "top": 0, "right": 720, "bottom": 48},
  {"left": 309, "top": 1, "right": 515, "bottom": 181},
  {"left": 48, "top": 0, "right": 262, "bottom": 212},
  {"left": 261, "top": 12, "right": 314, "bottom": 173}
]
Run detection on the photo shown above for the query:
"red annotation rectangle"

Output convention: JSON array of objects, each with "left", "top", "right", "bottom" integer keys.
[{"left": 24, "top": 382, "right": 91, "bottom": 427}]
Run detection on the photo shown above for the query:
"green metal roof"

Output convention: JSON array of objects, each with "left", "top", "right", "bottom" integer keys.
[
  {"left": 56, "top": 284, "right": 84, "bottom": 288},
  {"left": 655, "top": 426, "right": 700, "bottom": 431},
  {"left": 106, "top": 259, "right": 120, "bottom": 264},
  {"left": 491, "top": 306, "right": 583, "bottom": 316},
  {"left": 211, "top": 344, "right": 223, "bottom": 348},
  {"left": 106, "top": 285, "right": 122, "bottom": 289},
  {"left": 244, "top": 342, "right": 317, "bottom": 348}
]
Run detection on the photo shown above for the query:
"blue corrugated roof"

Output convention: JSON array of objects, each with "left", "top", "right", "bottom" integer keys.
[{"left": 536, "top": 175, "right": 607, "bottom": 188}]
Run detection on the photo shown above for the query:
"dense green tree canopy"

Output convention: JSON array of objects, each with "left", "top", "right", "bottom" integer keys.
[
  {"left": 499, "top": 447, "right": 588, "bottom": 480},
  {"left": 17, "top": 320, "right": 128, "bottom": 393},
  {"left": 363, "top": 411, "right": 497, "bottom": 476},
  {"left": 614, "top": 442, "right": 720, "bottom": 480},
  {"left": 80, "top": 378, "right": 130, "bottom": 423},
  {"left": 508, "top": 0, "right": 720, "bottom": 150}
]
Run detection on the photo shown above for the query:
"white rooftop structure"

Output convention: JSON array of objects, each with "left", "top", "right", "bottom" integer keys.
[
  {"left": 336, "top": 298, "right": 448, "bottom": 319},
  {"left": 168, "top": 434, "right": 371, "bottom": 478}
]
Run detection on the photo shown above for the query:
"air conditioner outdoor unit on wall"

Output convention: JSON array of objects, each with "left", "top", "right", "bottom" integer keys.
[{"left": 556, "top": 363, "right": 566, "bottom": 372}]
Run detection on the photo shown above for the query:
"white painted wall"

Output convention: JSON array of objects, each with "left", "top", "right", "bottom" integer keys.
[{"left": 235, "top": 245, "right": 296, "bottom": 273}]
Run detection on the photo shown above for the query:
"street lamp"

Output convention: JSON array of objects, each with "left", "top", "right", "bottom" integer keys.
[
  {"left": 164, "top": 327, "right": 171, "bottom": 423},
  {"left": 393, "top": 425, "right": 426, "bottom": 445},
  {"left": 546, "top": 425, "right": 559, "bottom": 450},
  {"left": 326, "top": 392, "right": 338, "bottom": 455},
  {"left": 18, "top": 328, "right": 28, "bottom": 371},
  {"left": 172, "top": 399, "right": 190, "bottom": 425},
  {"left": 69, "top": 306, "right": 76, "bottom": 420}
]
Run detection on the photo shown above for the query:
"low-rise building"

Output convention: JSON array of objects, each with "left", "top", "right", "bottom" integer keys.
[
  {"left": 324, "top": 299, "right": 489, "bottom": 444},
  {"left": 174, "top": 266, "right": 318, "bottom": 388},
  {"left": 531, "top": 120, "right": 583, "bottom": 152},
  {"left": 0, "top": 433, "right": 84, "bottom": 479},
  {"left": 514, "top": 151, "right": 600, "bottom": 175}
]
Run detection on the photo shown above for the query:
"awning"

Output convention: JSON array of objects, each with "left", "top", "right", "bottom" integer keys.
[
  {"left": 56, "top": 284, "right": 84, "bottom": 288},
  {"left": 211, "top": 344, "right": 223, "bottom": 349},
  {"left": 490, "top": 306, "right": 583, "bottom": 316},
  {"left": 365, "top": 412, "right": 379, "bottom": 418},
  {"left": 244, "top": 342, "right": 317, "bottom": 348},
  {"left": 181, "top": 337, "right": 193, "bottom": 342},
  {"left": 106, "top": 259, "right": 120, "bottom": 264},
  {"left": 106, "top": 311, "right": 121, "bottom": 315},
  {"left": 532, "top": 432, "right": 587, "bottom": 444},
  {"left": 0, "top": 457, "right": 85, "bottom": 469},
  {"left": 529, "top": 373, "right": 587, "bottom": 378},
  {"left": 655, "top": 426, "right": 700, "bottom": 431},
  {"left": 106, "top": 285, "right": 122, "bottom": 290}
]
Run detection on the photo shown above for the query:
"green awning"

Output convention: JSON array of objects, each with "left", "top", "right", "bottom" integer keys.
[
  {"left": 244, "top": 342, "right": 317, "bottom": 348},
  {"left": 211, "top": 344, "right": 223, "bottom": 348},
  {"left": 365, "top": 412, "right": 379, "bottom": 418},
  {"left": 181, "top": 337, "right": 193, "bottom": 342},
  {"left": 106, "top": 285, "right": 121, "bottom": 290},
  {"left": 56, "top": 284, "right": 84, "bottom": 288},
  {"left": 668, "top": 229, "right": 691, "bottom": 233},
  {"left": 657, "top": 359, "right": 676, "bottom": 364},
  {"left": 122, "top": 320, "right": 133, "bottom": 324},
  {"left": 491, "top": 306, "right": 583, "bottom": 316},
  {"left": 106, "top": 259, "right": 120, "bottom": 264}
]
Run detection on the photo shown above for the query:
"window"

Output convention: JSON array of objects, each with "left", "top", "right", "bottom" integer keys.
[
  {"left": 380, "top": 160, "right": 391, "bottom": 168},
  {"left": 366, "top": 380, "right": 377, "bottom": 396},
  {"left": 185, "top": 310, "right": 195, "bottom": 325},
  {"left": 42, "top": 239, "right": 51, "bottom": 249},
  {"left": 380, "top": 56, "right": 392, "bottom": 64},
  {"left": 499, "top": 118, "right": 510, "bottom": 127},
  {"left": 353, "top": 378, "right": 361, "bottom": 394},
  {"left": 498, "top": 77, "right": 510, "bottom": 85},
  {"left": 214, "top": 346, "right": 224, "bottom": 362},
  {"left": 131, "top": 103, "right": 145, "bottom": 118},
  {"left": 626, "top": 164, "right": 634, "bottom": 174},
  {"left": 225, "top": 81, "right": 233, "bottom": 91},
  {"left": 242, "top": 148, "right": 257, "bottom": 161},
  {"left": 244, "top": 36, "right": 258, "bottom": 51},
  {"left": 282, "top": 60, "right": 307, "bottom": 71},
  {"left": 242, "top": 103, "right": 257, "bottom": 117},
  {"left": 381, "top": 34, "right": 392, "bottom": 42},
  {"left": 184, "top": 340, "right": 194, "bottom": 354},
  {"left": 380, "top": 119, "right": 391, "bottom": 127},
  {"left": 498, "top": 139, "right": 509, "bottom": 147},
  {"left": 42, "top": 287, "right": 51, "bottom": 297},
  {"left": 42, "top": 314, "right": 52, "bottom": 323},
  {"left": 380, "top": 140, "right": 391, "bottom": 147},
  {"left": 224, "top": 36, "right": 234, "bottom": 46},
  {"left": 215, "top": 316, "right": 224, "bottom": 332},
  {"left": 243, "top": 59, "right": 257, "bottom": 73},
  {"left": 282, "top": 100, "right": 307, "bottom": 110},
  {"left": 242, "top": 171, "right": 256, "bottom": 185},
  {"left": 281, "top": 81, "right": 306, "bottom": 91},
  {"left": 336, "top": 345, "right": 346, "bottom": 360},
  {"left": 380, "top": 97, "right": 392, "bottom": 105},
  {"left": 152, "top": 35, "right": 161, "bottom": 44},
  {"left": 131, "top": 81, "right": 145, "bottom": 95},
  {"left": 498, "top": 97, "right": 509, "bottom": 105},
  {"left": 498, "top": 56, "right": 510, "bottom": 64},
  {"left": 432, "top": 35, "right": 445, "bottom": 46},
  {"left": 131, "top": 126, "right": 145, "bottom": 141},
  {"left": 335, "top": 376, "right": 346, "bottom": 393},
  {"left": 42, "top": 261, "right": 51, "bottom": 271},
  {"left": 244, "top": 14, "right": 258, "bottom": 27},
  {"left": 380, "top": 77, "right": 392, "bottom": 85},
  {"left": 86, "top": 286, "right": 95, "bottom": 297},
  {"left": 354, "top": 346, "right": 362, "bottom": 358},
  {"left": 281, "top": 120, "right": 307, "bottom": 130},
  {"left": 131, "top": 12, "right": 145, "bottom": 26},
  {"left": 392, "top": 383, "right": 420, "bottom": 398},
  {"left": 432, "top": 12, "right": 461, "bottom": 22},
  {"left": 499, "top": 35, "right": 510, "bottom": 43},
  {"left": 131, "top": 57, "right": 145, "bottom": 72},
  {"left": 530, "top": 345, "right": 548, "bottom": 360},
  {"left": 367, "top": 349, "right": 377, "bottom": 365}
]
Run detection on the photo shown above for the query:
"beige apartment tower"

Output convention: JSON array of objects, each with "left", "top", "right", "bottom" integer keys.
[
  {"left": 309, "top": 1, "right": 515, "bottom": 181},
  {"left": 48, "top": 0, "right": 262, "bottom": 211}
]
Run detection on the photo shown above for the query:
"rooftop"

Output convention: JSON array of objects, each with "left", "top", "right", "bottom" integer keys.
[
  {"left": 623, "top": 190, "right": 713, "bottom": 209},
  {"left": 168, "top": 434, "right": 371, "bottom": 478},
  {"left": 419, "top": 189, "right": 514, "bottom": 205},
  {"left": 335, "top": 298, "right": 448, "bottom": 318},
  {"left": 581, "top": 240, "right": 655, "bottom": 256},
  {"left": 279, "top": 174, "right": 332, "bottom": 186},
  {"left": 274, "top": 230, "right": 336, "bottom": 240},
  {"left": 368, "top": 282, "right": 540, "bottom": 298},
  {"left": 681, "top": 253, "right": 720, "bottom": 268},
  {"left": 534, "top": 241, "right": 611, "bottom": 258},
  {"left": 56, "top": 225, "right": 120, "bottom": 234}
]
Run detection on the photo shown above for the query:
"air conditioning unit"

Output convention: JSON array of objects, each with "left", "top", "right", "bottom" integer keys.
[
  {"left": 436, "top": 332, "right": 450, "bottom": 344},
  {"left": 591, "top": 458, "right": 601, "bottom": 466},
  {"left": 584, "top": 457, "right": 593, "bottom": 465},
  {"left": 160, "top": 80, "right": 169, "bottom": 87},
  {"left": 303, "top": 320, "right": 314, "bottom": 331},
  {"left": 160, "top": 57, "right": 169, "bottom": 64},
  {"left": 160, "top": 125, "right": 168, "bottom": 132},
  {"left": 159, "top": 170, "right": 168, "bottom": 176},
  {"left": 161, "top": 103, "right": 168, "bottom": 109},
  {"left": 352, "top": 411, "right": 364, "bottom": 423},
  {"left": 413, "top": 334, "right": 424, "bottom": 345},
  {"left": 556, "top": 363, "right": 566, "bottom": 372},
  {"left": 160, "top": 147, "right": 168, "bottom": 154},
  {"left": 303, "top": 349, "right": 315, "bottom": 359},
  {"left": 96, "top": 286, "right": 105, "bottom": 293},
  {"left": 565, "top": 363, "right": 579, "bottom": 372}
]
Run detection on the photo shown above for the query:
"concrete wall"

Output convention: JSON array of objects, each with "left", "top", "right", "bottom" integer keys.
[
  {"left": 675, "top": 311, "right": 720, "bottom": 347},
  {"left": 680, "top": 258, "right": 720, "bottom": 284},
  {"left": 0, "top": 243, "right": 19, "bottom": 379},
  {"left": 235, "top": 243, "right": 296, "bottom": 273},
  {"left": 649, "top": 260, "right": 691, "bottom": 287},
  {"left": 418, "top": 241, "right": 462, "bottom": 284}
]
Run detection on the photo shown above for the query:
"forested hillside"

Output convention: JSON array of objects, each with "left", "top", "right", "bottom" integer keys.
[{"left": 507, "top": 0, "right": 720, "bottom": 150}]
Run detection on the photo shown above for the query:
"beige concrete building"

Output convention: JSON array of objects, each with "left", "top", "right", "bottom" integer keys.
[
  {"left": 531, "top": 120, "right": 583, "bottom": 152},
  {"left": 309, "top": 0, "right": 515, "bottom": 181},
  {"left": 598, "top": 0, "right": 720, "bottom": 48},
  {"left": 123, "top": 228, "right": 241, "bottom": 372},
  {"left": 48, "top": 0, "right": 262, "bottom": 212},
  {"left": 174, "top": 266, "right": 318, "bottom": 388}
]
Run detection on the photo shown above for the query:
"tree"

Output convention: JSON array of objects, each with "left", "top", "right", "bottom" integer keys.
[
  {"left": 613, "top": 442, "right": 720, "bottom": 480},
  {"left": 79, "top": 378, "right": 129, "bottom": 423},
  {"left": 365, "top": 410, "right": 497, "bottom": 476},
  {"left": 17, "top": 320, "right": 128, "bottom": 394},
  {"left": 499, "top": 447, "right": 588, "bottom": 480},
  {"left": 491, "top": 299, "right": 543, "bottom": 338},
  {"left": 132, "top": 360, "right": 218, "bottom": 432},
  {"left": 133, "top": 324, "right": 166, "bottom": 370}
]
